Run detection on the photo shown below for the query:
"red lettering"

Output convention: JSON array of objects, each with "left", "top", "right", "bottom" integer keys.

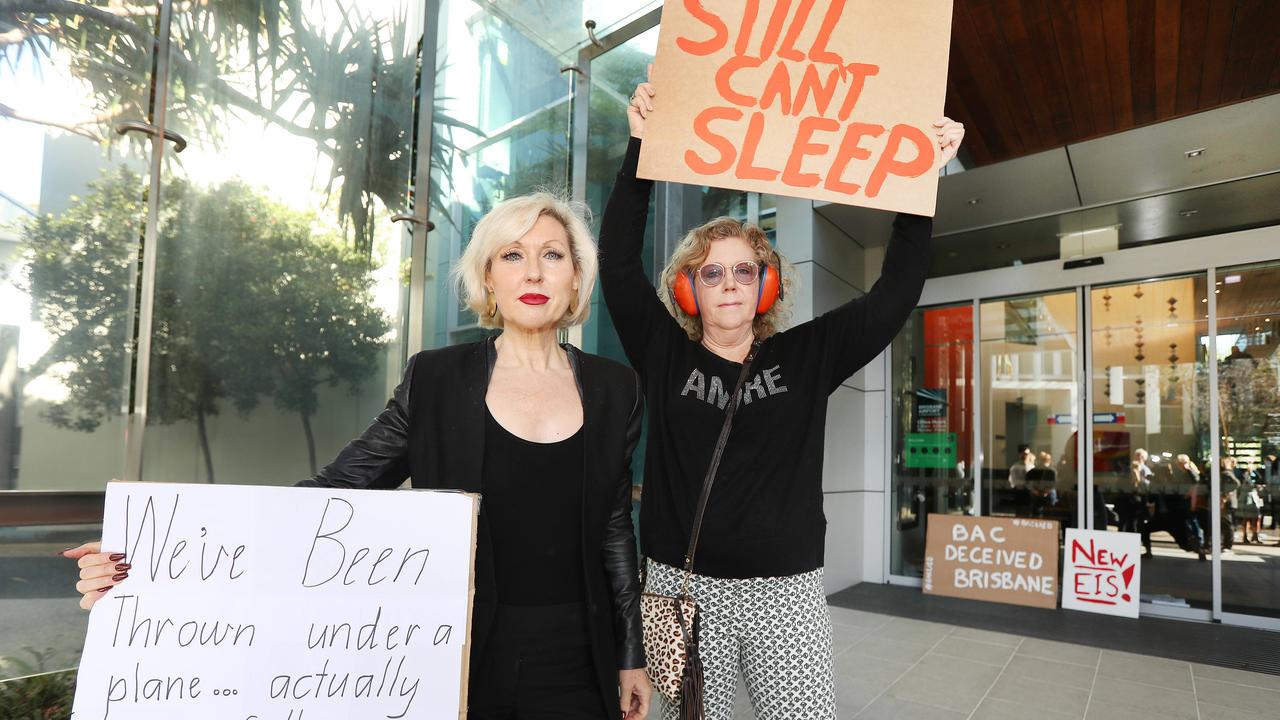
[
  {"left": 676, "top": 0, "right": 729, "bottom": 56},
  {"left": 778, "top": 0, "right": 816, "bottom": 61},
  {"left": 735, "top": 112, "right": 780, "bottom": 181},
  {"left": 684, "top": 106, "right": 742, "bottom": 175},
  {"left": 865, "top": 124, "right": 934, "bottom": 198},
  {"left": 782, "top": 116, "right": 839, "bottom": 188},
  {"left": 837, "top": 63, "right": 880, "bottom": 121},
  {"left": 793, "top": 64, "right": 843, "bottom": 117},
  {"left": 823, "top": 122, "right": 883, "bottom": 195},
  {"left": 1071, "top": 539, "right": 1095, "bottom": 565},
  {"left": 759, "top": 62, "right": 793, "bottom": 114},
  {"left": 735, "top": 0, "right": 762, "bottom": 57},
  {"left": 758, "top": 0, "right": 792, "bottom": 61},
  {"left": 1074, "top": 574, "right": 1090, "bottom": 595},
  {"left": 714, "top": 55, "right": 762, "bottom": 107},
  {"left": 808, "top": 0, "right": 847, "bottom": 65}
]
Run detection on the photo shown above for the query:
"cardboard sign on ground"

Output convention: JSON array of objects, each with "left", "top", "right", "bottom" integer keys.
[
  {"left": 1062, "top": 528, "right": 1142, "bottom": 619},
  {"left": 72, "top": 482, "right": 480, "bottom": 720},
  {"left": 639, "top": 0, "right": 954, "bottom": 216},
  {"left": 923, "top": 514, "right": 1060, "bottom": 609}
]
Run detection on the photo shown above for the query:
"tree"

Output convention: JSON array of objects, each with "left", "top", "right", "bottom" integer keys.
[
  {"left": 0, "top": 0, "right": 478, "bottom": 253},
  {"left": 14, "top": 169, "right": 389, "bottom": 481}
]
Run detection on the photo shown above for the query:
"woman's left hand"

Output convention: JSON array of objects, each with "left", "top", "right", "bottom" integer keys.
[
  {"left": 619, "top": 668, "right": 652, "bottom": 720},
  {"left": 933, "top": 117, "right": 965, "bottom": 166}
]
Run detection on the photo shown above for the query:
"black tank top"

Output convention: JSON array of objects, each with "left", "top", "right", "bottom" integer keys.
[{"left": 482, "top": 406, "right": 586, "bottom": 605}]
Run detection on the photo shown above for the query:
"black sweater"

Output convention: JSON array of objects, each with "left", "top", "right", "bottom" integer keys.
[{"left": 599, "top": 137, "right": 931, "bottom": 579}]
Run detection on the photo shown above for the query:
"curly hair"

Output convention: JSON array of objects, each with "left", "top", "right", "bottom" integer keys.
[{"left": 657, "top": 216, "right": 794, "bottom": 342}]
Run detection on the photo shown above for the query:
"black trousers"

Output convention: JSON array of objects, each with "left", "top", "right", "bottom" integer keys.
[{"left": 468, "top": 602, "right": 610, "bottom": 720}]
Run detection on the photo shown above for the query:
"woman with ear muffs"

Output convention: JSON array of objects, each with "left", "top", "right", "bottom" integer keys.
[{"left": 599, "top": 78, "right": 965, "bottom": 720}]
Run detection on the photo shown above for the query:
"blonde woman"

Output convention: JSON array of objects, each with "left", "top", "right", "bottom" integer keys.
[
  {"left": 601, "top": 79, "right": 963, "bottom": 719},
  {"left": 64, "top": 193, "right": 652, "bottom": 719}
]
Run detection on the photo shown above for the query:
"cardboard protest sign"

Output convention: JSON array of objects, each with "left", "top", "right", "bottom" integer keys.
[
  {"left": 1062, "top": 529, "right": 1142, "bottom": 619},
  {"left": 923, "top": 514, "right": 1060, "bottom": 609},
  {"left": 639, "top": 0, "right": 954, "bottom": 216},
  {"left": 72, "top": 482, "right": 479, "bottom": 720}
]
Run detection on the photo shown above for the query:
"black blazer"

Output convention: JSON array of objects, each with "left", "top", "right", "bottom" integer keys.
[{"left": 298, "top": 337, "right": 645, "bottom": 711}]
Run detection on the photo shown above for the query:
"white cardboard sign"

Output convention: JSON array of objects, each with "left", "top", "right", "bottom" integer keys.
[
  {"left": 71, "top": 481, "right": 480, "bottom": 720},
  {"left": 1062, "top": 528, "right": 1142, "bottom": 619}
]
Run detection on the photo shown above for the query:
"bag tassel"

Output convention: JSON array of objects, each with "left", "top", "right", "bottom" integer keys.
[{"left": 678, "top": 613, "right": 704, "bottom": 720}]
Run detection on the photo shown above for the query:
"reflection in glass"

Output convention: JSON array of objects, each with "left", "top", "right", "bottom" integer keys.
[
  {"left": 1215, "top": 262, "right": 1280, "bottom": 619},
  {"left": 980, "top": 292, "right": 1079, "bottom": 530},
  {"left": 1090, "top": 276, "right": 1212, "bottom": 611},
  {"left": 891, "top": 305, "right": 975, "bottom": 577}
]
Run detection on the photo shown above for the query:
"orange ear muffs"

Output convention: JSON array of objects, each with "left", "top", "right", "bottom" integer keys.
[
  {"left": 756, "top": 263, "right": 782, "bottom": 315},
  {"left": 671, "top": 270, "right": 700, "bottom": 316}
]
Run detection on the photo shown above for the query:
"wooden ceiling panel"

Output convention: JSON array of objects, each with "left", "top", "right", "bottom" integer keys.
[{"left": 946, "top": 0, "right": 1280, "bottom": 167}]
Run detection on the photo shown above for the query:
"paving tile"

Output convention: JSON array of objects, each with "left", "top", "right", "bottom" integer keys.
[
  {"left": 1193, "top": 677, "right": 1280, "bottom": 715},
  {"left": 1085, "top": 676, "right": 1198, "bottom": 720},
  {"left": 833, "top": 654, "right": 913, "bottom": 714},
  {"left": 830, "top": 622, "right": 876, "bottom": 657},
  {"left": 1017, "top": 637, "right": 1102, "bottom": 668},
  {"left": 1001, "top": 652, "right": 1097, "bottom": 690},
  {"left": 828, "top": 606, "right": 894, "bottom": 630},
  {"left": 987, "top": 673, "right": 1090, "bottom": 717},
  {"left": 930, "top": 635, "right": 1017, "bottom": 667},
  {"left": 853, "top": 695, "right": 968, "bottom": 719},
  {"left": 1197, "top": 700, "right": 1275, "bottom": 720},
  {"left": 970, "top": 697, "right": 1081, "bottom": 720},
  {"left": 1097, "top": 649, "right": 1192, "bottom": 691},
  {"left": 845, "top": 635, "right": 936, "bottom": 664},
  {"left": 883, "top": 653, "right": 1003, "bottom": 714},
  {"left": 1191, "top": 662, "right": 1280, "bottom": 693},
  {"left": 864, "top": 616, "right": 953, "bottom": 645},
  {"left": 950, "top": 626, "right": 1024, "bottom": 647}
]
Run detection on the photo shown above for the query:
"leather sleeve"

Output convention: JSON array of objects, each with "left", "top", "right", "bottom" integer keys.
[
  {"left": 603, "top": 371, "right": 646, "bottom": 670},
  {"left": 295, "top": 354, "right": 416, "bottom": 490}
]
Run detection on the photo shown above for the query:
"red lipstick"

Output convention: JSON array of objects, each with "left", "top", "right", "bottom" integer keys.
[{"left": 519, "top": 293, "right": 549, "bottom": 305}]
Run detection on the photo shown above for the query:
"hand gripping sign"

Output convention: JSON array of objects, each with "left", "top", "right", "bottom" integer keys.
[
  {"left": 71, "top": 482, "right": 479, "bottom": 720},
  {"left": 639, "top": 0, "right": 954, "bottom": 216}
]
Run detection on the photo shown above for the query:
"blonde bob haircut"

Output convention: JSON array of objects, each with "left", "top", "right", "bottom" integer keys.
[
  {"left": 658, "top": 216, "right": 794, "bottom": 342},
  {"left": 452, "top": 191, "right": 597, "bottom": 330}
]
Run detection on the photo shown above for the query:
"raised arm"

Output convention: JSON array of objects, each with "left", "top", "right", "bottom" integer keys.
[{"left": 598, "top": 79, "right": 679, "bottom": 374}]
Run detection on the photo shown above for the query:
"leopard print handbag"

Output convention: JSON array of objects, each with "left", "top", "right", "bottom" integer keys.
[{"left": 639, "top": 343, "right": 759, "bottom": 719}]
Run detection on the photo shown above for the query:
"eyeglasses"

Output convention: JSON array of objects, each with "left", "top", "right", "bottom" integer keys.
[{"left": 695, "top": 261, "right": 759, "bottom": 287}]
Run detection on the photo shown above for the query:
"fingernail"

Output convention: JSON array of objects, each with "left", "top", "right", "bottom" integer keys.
[
  {"left": 109, "top": 553, "right": 126, "bottom": 561},
  {"left": 56, "top": 547, "right": 74, "bottom": 556},
  {"left": 112, "top": 572, "right": 129, "bottom": 581},
  {"left": 115, "top": 563, "right": 131, "bottom": 572},
  {"left": 98, "top": 586, "right": 113, "bottom": 593}
]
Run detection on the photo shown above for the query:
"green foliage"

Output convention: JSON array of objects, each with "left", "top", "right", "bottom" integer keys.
[
  {"left": 0, "top": 649, "right": 75, "bottom": 720},
  {"left": 15, "top": 169, "right": 390, "bottom": 480}
]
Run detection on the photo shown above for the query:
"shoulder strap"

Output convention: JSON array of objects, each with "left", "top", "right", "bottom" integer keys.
[{"left": 680, "top": 340, "right": 761, "bottom": 590}]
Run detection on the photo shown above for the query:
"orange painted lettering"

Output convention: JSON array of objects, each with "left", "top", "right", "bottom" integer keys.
[
  {"left": 778, "top": 0, "right": 816, "bottom": 62},
  {"left": 684, "top": 106, "right": 743, "bottom": 175},
  {"left": 837, "top": 63, "right": 880, "bottom": 121},
  {"left": 793, "top": 64, "right": 843, "bottom": 117},
  {"left": 758, "top": 0, "right": 792, "bottom": 61},
  {"left": 823, "top": 122, "right": 884, "bottom": 195},
  {"left": 735, "top": 0, "right": 762, "bottom": 57},
  {"left": 866, "top": 124, "right": 934, "bottom": 197},
  {"left": 676, "top": 0, "right": 729, "bottom": 56},
  {"left": 714, "top": 55, "right": 763, "bottom": 107},
  {"left": 759, "top": 62, "right": 793, "bottom": 114},
  {"left": 808, "top": 0, "right": 848, "bottom": 65},
  {"left": 782, "top": 116, "right": 839, "bottom": 188},
  {"left": 735, "top": 112, "right": 780, "bottom": 181}
]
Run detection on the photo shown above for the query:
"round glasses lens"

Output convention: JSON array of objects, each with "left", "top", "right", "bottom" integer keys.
[
  {"left": 698, "top": 264, "right": 725, "bottom": 286},
  {"left": 733, "top": 262, "right": 759, "bottom": 284}
]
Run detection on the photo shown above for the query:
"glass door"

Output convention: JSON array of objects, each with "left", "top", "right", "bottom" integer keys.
[{"left": 1088, "top": 276, "right": 1213, "bottom": 613}]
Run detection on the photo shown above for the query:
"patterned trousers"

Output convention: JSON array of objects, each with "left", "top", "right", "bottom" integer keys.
[{"left": 644, "top": 559, "right": 837, "bottom": 720}]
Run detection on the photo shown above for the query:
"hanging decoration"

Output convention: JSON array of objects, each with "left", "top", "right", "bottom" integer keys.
[{"left": 1167, "top": 297, "right": 1178, "bottom": 323}]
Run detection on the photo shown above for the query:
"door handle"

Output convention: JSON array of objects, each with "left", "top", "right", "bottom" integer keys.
[{"left": 114, "top": 121, "right": 188, "bottom": 153}]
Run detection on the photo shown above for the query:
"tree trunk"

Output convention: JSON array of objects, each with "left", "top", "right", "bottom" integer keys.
[
  {"left": 196, "top": 406, "right": 216, "bottom": 483},
  {"left": 301, "top": 411, "right": 317, "bottom": 477}
]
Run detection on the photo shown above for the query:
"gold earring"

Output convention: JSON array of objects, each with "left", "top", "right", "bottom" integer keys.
[
  {"left": 485, "top": 291, "right": 497, "bottom": 318},
  {"left": 567, "top": 291, "right": 578, "bottom": 316}
]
